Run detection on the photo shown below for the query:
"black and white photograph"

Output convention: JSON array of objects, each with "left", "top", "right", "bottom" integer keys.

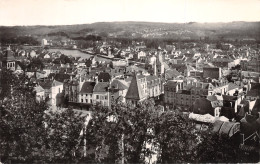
[{"left": 0, "top": 0, "right": 259, "bottom": 163}]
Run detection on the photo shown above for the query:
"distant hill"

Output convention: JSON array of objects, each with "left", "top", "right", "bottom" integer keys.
[{"left": 0, "top": 21, "right": 260, "bottom": 42}]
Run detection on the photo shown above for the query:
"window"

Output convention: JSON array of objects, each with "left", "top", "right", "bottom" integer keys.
[
  {"left": 215, "top": 108, "right": 220, "bottom": 117},
  {"left": 96, "top": 95, "right": 99, "bottom": 99},
  {"left": 90, "top": 94, "right": 92, "bottom": 97},
  {"left": 104, "top": 96, "right": 108, "bottom": 100},
  {"left": 86, "top": 99, "right": 88, "bottom": 103},
  {"left": 86, "top": 94, "right": 88, "bottom": 97},
  {"left": 59, "top": 88, "right": 60, "bottom": 93},
  {"left": 81, "top": 99, "right": 83, "bottom": 102}
]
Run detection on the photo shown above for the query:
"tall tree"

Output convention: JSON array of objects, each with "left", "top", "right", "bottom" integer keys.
[
  {"left": 0, "top": 69, "right": 87, "bottom": 163},
  {"left": 82, "top": 99, "right": 159, "bottom": 163},
  {"left": 44, "top": 108, "right": 86, "bottom": 163},
  {"left": 0, "top": 69, "right": 48, "bottom": 162},
  {"left": 154, "top": 110, "right": 200, "bottom": 163},
  {"left": 197, "top": 132, "right": 259, "bottom": 163}
]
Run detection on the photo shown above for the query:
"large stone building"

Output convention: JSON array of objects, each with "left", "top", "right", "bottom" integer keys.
[
  {"left": 93, "top": 82, "right": 110, "bottom": 107},
  {"left": 240, "top": 57, "right": 260, "bottom": 72},
  {"left": 164, "top": 78, "right": 229, "bottom": 109},
  {"left": 79, "top": 81, "right": 96, "bottom": 104}
]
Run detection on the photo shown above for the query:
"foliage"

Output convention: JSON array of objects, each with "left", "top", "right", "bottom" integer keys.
[
  {"left": 1, "top": 69, "right": 258, "bottom": 163},
  {"left": 0, "top": 35, "right": 39, "bottom": 45},
  {"left": 82, "top": 99, "right": 160, "bottom": 163},
  {"left": 53, "top": 54, "right": 72, "bottom": 64},
  {"left": 0, "top": 69, "right": 86, "bottom": 163},
  {"left": 196, "top": 132, "right": 260, "bottom": 163},
  {"left": 72, "top": 35, "right": 102, "bottom": 41},
  {"left": 154, "top": 110, "right": 200, "bottom": 163},
  {"left": 0, "top": 68, "right": 18, "bottom": 100},
  {"left": 0, "top": 69, "right": 48, "bottom": 162},
  {"left": 43, "top": 108, "right": 86, "bottom": 162},
  {"left": 27, "top": 58, "right": 45, "bottom": 70}
]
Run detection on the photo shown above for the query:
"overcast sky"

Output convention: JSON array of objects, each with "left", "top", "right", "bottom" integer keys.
[{"left": 0, "top": 0, "right": 259, "bottom": 26}]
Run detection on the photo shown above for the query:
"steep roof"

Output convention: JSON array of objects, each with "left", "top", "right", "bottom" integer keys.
[
  {"left": 110, "top": 79, "right": 128, "bottom": 90},
  {"left": 227, "top": 82, "right": 239, "bottom": 91},
  {"left": 125, "top": 72, "right": 146, "bottom": 101},
  {"left": 49, "top": 73, "right": 71, "bottom": 82},
  {"left": 251, "top": 99, "right": 260, "bottom": 116},
  {"left": 193, "top": 97, "right": 214, "bottom": 115},
  {"left": 93, "top": 82, "right": 109, "bottom": 92},
  {"left": 40, "top": 79, "right": 63, "bottom": 89},
  {"left": 34, "top": 85, "right": 44, "bottom": 93},
  {"left": 165, "top": 80, "right": 179, "bottom": 87},
  {"left": 80, "top": 82, "right": 96, "bottom": 93},
  {"left": 3, "top": 49, "right": 15, "bottom": 61},
  {"left": 165, "top": 69, "right": 181, "bottom": 79}
]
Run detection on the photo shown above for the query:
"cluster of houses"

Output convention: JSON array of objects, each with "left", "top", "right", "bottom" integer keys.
[
  {"left": 0, "top": 40, "right": 259, "bottom": 154},
  {"left": 42, "top": 38, "right": 77, "bottom": 48}
]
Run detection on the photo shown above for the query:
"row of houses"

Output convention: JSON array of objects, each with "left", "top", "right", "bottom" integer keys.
[{"left": 63, "top": 72, "right": 162, "bottom": 107}]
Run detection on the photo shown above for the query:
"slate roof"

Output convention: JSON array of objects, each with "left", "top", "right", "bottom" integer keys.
[
  {"left": 171, "top": 64, "right": 186, "bottom": 72},
  {"left": 40, "top": 80, "right": 63, "bottom": 89},
  {"left": 165, "top": 80, "right": 178, "bottom": 88},
  {"left": 125, "top": 72, "right": 146, "bottom": 101},
  {"left": 193, "top": 98, "right": 214, "bottom": 115},
  {"left": 207, "top": 95, "right": 223, "bottom": 102},
  {"left": 240, "top": 113, "right": 260, "bottom": 138},
  {"left": 110, "top": 79, "right": 128, "bottom": 90},
  {"left": 220, "top": 107, "right": 235, "bottom": 119},
  {"left": 227, "top": 83, "right": 239, "bottom": 91},
  {"left": 98, "top": 72, "right": 111, "bottom": 82},
  {"left": 34, "top": 85, "right": 45, "bottom": 93},
  {"left": 223, "top": 95, "right": 238, "bottom": 101},
  {"left": 80, "top": 82, "right": 96, "bottom": 93},
  {"left": 165, "top": 69, "right": 181, "bottom": 79},
  {"left": 251, "top": 99, "right": 260, "bottom": 115},
  {"left": 213, "top": 120, "right": 240, "bottom": 137},
  {"left": 49, "top": 73, "right": 71, "bottom": 82},
  {"left": 2, "top": 50, "right": 15, "bottom": 61},
  {"left": 247, "top": 88, "right": 260, "bottom": 97},
  {"left": 177, "top": 90, "right": 191, "bottom": 94},
  {"left": 250, "top": 83, "right": 260, "bottom": 90},
  {"left": 93, "top": 82, "right": 109, "bottom": 92}
]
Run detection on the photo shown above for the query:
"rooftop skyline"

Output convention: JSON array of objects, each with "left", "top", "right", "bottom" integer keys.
[{"left": 0, "top": 0, "right": 260, "bottom": 26}]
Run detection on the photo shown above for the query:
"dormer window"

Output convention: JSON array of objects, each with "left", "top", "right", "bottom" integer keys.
[{"left": 214, "top": 108, "right": 220, "bottom": 117}]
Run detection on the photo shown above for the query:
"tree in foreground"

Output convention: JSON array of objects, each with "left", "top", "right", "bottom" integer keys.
[
  {"left": 0, "top": 69, "right": 86, "bottom": 163},
  {"left": 43, "top": 108, "right": 86, "bottom": 162},
  {"left": 197, "top": 132, "right": 259, "bottom": 163},
  {"left": 81, "top": 99, "right": 160, "bottom": 163},
  {"left": 154, "top": 110, "right": 200, "bottom": 163},
  {"left": 0, "top": 68, "right": 48, "bottom": 162},
  {"left": 1, "top": 69, "right": 258, "bottom": 163}
]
